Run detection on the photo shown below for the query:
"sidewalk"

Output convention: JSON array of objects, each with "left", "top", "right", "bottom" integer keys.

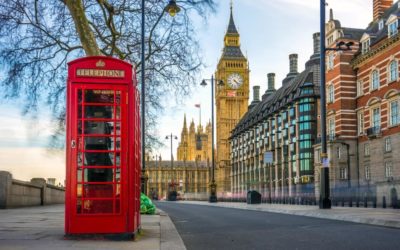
[
  {"left": 178, "top": 201, "right": 400, "bottom": 229},
  {"left": 0, "top": 205, "right": 186, "bottom": 250}
]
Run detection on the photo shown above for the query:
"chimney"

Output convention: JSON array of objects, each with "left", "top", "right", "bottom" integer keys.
[
  {"left": 249, "top": 85, "right": 261, "bottom": 109},
  {"left": 313, "top": 32, "right": 320, "bottom": 55},
  {"left": 267, "top": 73, "right": 275, "bottom": 91},
  {"left": 373, "top": 0, "right": 393, "bottom": 21},
  {"left": 253, "top": 86, "right": 260, "bottom": 102},
  {"left": 289, "top": 54, "right": 298, "bottom": 73}
]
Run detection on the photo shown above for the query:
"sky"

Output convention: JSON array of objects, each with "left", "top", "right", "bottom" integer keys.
[{"left": 0, "top": 0, "right": 372, "bottom": 183}]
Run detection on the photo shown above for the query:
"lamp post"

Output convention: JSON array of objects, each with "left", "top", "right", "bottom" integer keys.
[
  {"left": 320, "top": 0, "right": 354, "bottom": 209},
  {"left": 201, "top": 75, "right": 224, "bottom": 203},
  {"left": 140, "top": 0, "right": 181, "bottom": 196},
  {"left": 165, "top": 134, "right": 178, "bottom": 200}
]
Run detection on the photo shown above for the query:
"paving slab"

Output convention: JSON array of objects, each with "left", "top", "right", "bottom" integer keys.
[{"left": 0, "top": 205, "right": 185, "bottom": 250}]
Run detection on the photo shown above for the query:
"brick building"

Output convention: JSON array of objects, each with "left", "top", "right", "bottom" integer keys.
[{"left": 314, "top": 0, "right": 400, "bottom": 207}]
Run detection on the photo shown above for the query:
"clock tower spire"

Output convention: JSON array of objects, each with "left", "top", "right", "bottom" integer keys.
[{"left": 215, "top": 2, "right": 249, "bottom": 196}]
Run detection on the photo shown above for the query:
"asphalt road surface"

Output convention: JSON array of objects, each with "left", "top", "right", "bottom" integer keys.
[{"left": 156, "top": 202, "right": 400, "bottom": 250}]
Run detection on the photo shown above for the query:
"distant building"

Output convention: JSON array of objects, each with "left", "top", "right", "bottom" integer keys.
[
  {"left": 315, "top": 0, "right": 400, "bottom": 207},
  {"left": 230, "top": 33, "right": 321, "bottom": 202},
  {"left": 176, "top": 114, "right": 212, "bottom": 162},
  {"left": 145, "top": 159, "right": 210, "bottom": 200}
]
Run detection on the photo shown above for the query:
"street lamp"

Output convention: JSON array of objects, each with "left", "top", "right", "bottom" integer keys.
[
  {"left": 319, "top": 0, "right": 354, "bottom": 209},
  {"left": 140, "top": 0, "right": 181, "bottom": 196},
  {"left": 165, "top": 134, "right": 178, "bottom": 200},
  {"left": 200, "top": 75, "right": 224, "bottom": 203}
]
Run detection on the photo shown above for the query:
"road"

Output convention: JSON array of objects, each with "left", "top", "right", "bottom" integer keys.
[{"left": 156, "top": 201, "right": 400, "bottom": 250}]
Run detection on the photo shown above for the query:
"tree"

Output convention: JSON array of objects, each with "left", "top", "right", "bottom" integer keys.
[{"left": 0, "top": 0, "right": 215, "bottom": 149}]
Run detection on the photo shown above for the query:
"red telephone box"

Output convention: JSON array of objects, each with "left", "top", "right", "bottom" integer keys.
[{"left": 65, "top": 56, "right": 141, "bottom": 236}]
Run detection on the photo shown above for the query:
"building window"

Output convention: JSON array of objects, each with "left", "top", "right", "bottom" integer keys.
[
  {"left": 379, "top": 20, "right": 384, "bottom": 30},
  {"left": 340, "top": 167, "right": 347, "bottom": 180},
  {"left": 388, "top": 20, "right": 398, "bottom": 37},
  {"left": 358, "top": 111, "right": 364, "bottom": 135},
  {"left": 362, "top": 39, "right": 370, "bottom": 54},
  {"left": 390, "top": 100, "right": 399, "bottom": 126},
  {"left": 316, "top": 148, "right": 321, "bottom": 164},
  {"left": 327, "top": 53, "right": 334, "bottom": 70},
  {"left": 372, "top": 107, "right": 381, "bottom": 129},
  {"left": 371, "top": 70, "right": 380, "bottom": 90},
  {"left": 364, "top": 143, "right": 370, "bottom": 156},
  {"left": 357, "top": 81, "right": 363, "bottom": 96},
  {"left": 385, "top": 137, "right": 392, "bottom": 152},
  {"left": 327, "top": 84, "right": 334, "bottom": 103},
  {"left": 385, "top": 162, "right": 393, "bottom": 178},
  {"left": 365, "top": 165, "right": 371, "bottom": 180},
  {"left": 328, "top": 118, "right": 335, "bottom": 140},
  {"left": 389, "top": 60, "right": 398, "bottom": 82},
  {"left": 337, "top": 147, "right": 341, "bottom": 159}
]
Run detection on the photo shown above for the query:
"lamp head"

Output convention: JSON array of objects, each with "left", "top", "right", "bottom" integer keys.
[
  {"left": 345, "top": 42, "right": 354, "bottom": 49},
  {"left": 217, "top": 80, "right": 224, "bottom": 87},
  {"left": 165, "top": 0, "right": 181, "bottom": 17},
  {"left": 174, "top": 136, "right": 178, "bottom": 140},
  {"left": 165, "top": 136, "right": 169, "bottom": 139},
  {"left": 336, "top": 41, "right": 345, "bottom": 48},
  {"left": 200, "top": 80, "right": 207, "bottom": 87}
]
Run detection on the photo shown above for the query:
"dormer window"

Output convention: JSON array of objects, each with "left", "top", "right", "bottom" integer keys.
[
  {"left": 386, "top": 14, "right": 399, "bottom": 38},
  {"left": 362, "top": 39, "right": 370, "bottom": 54},
  {"left": 388, "top": 20, "right": 398, "bottom": 37},
  {"left": 379, "top": 20, "right": 384, "bottom": 30}
]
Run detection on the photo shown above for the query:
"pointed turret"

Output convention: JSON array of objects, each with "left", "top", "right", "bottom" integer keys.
[
  {"left": 189, "top": 119, "right": 195, "bottom": 134},
  {"left": 227, "top": 2, "right": 238, "bottom": 34},
  {"left": 182, "top": 114, "right": 188, "bottom": 133}
]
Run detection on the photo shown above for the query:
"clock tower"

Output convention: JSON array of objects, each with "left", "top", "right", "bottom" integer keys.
[{"left": 215, "top": 4, "right": 249, "bottom": 195}]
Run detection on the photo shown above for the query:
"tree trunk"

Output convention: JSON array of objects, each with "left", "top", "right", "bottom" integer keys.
[{"left": 64, "top": 0, "right": 101, "bottom": 56}]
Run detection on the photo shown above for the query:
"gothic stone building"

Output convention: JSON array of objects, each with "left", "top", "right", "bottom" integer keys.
[
  {"left": 145, "top": 159, "right": 210, "bottom": 200},
  {"left": 176, "top": 115, "right": 212, "bottom": 162}
]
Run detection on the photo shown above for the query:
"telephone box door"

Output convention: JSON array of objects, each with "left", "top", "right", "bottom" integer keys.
[{"left": 68, "top": 84, "right": 129, "bottom": 233}]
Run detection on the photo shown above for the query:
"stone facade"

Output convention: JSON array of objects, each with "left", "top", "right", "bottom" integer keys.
[
  {"left": 145, "top": 160, "right": 210, "bottom": 200},
  {"left": 176, "top": 115, "right": 212, "bottom": 162},
  {"left": 314, "top": 0, "right": 400, "bottom": 208},
  {"left": 215, "top": 5, "right": 249, "bottom": 197}
]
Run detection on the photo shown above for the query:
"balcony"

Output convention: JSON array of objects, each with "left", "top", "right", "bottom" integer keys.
[{"left": 366, "top": 126, "right": 381, "bottom": 138}]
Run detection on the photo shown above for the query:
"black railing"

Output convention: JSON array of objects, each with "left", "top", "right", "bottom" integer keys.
[{"left": 366, "top": 126, "right": 381, "bottom": 137}]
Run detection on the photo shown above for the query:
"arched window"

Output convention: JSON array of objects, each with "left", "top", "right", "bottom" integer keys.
[
  {"left": 389, "top": 60, "right": 398, "bottom": 82},
  {"left": 371, "top": 70, "right": 380, "bottom": 90}
]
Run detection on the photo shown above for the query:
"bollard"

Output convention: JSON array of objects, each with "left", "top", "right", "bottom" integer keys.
[
  {"left": 341, "top": 198, "right": 345, "bottom": 207},
  {"left": 383, "top": 196, "right": 386, "bottom": 208},
  {"left": 373, "top": 198, "right": 377, "bottom": 208},
  {"left": 364, "top": 196, "right": 368, "bottom": 208},
  {"left": 349, "top": 197, "right": 353, "bottom": 207},
  {"left": 356, "top": 197, "right": 360, "bottom": 207}
]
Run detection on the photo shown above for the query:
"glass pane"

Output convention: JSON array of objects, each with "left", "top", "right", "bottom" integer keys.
[
  {"left": 77, "top": 199, "right": 82, "bottom": 214},
  {"left": 77, "top": 184, "right": 82, "bottom": 197},
  {"left": 116, "top": 106, "right": 121, "bottom": 119},
  {"left": 84, "top": 106, "right": 114, "bottom": 119},
  {"left": 115, "top": 199, "right": 120, "bottom": 213},
  {"left": 84, "top": 152, "right": 114, "bottom": 166},
  {"left": 115, "top": 168, "right": 121, "bottom": 182},
  {"left": 115, "top": 152, "right": 120, "bottom": 166},
  {"left": 77, "top": 169, "right": 82, "bottom": 182},
  {"left": 116, "top": 91, "right": 121, "bottom": 104},
  {"left": 83, "top": 184, "right": 114, "bottom": 198},
  {"left": 116, "top": 183, "right": 121, "bottom": 197},
  {"left": 84, "top": 137, "right": 113, "bottom": 150},
  {"left": 83, "top": 200, "right": 113, "bottom": 214},
  {"left": 77, "top": 152, "right": 83, "bottom": 167},
  {"left": 115, "top": 137, "right": 121, "bottom": 150},
  {"left": 84, "top": 121, "right": 114, "bottom": 135},
  {"left": 115, "top": 122, "right": 121, "bottom": 135},
  {"left": 85, "top": 90, "right": 114, "bottom": 103},
  {"left": 84, "top": 168, "right": 114, "bottom": 182}
]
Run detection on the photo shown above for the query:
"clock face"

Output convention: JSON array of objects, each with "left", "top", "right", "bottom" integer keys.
[{"left": 227, "top": 73, "right": 243, "bottom": 89}]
